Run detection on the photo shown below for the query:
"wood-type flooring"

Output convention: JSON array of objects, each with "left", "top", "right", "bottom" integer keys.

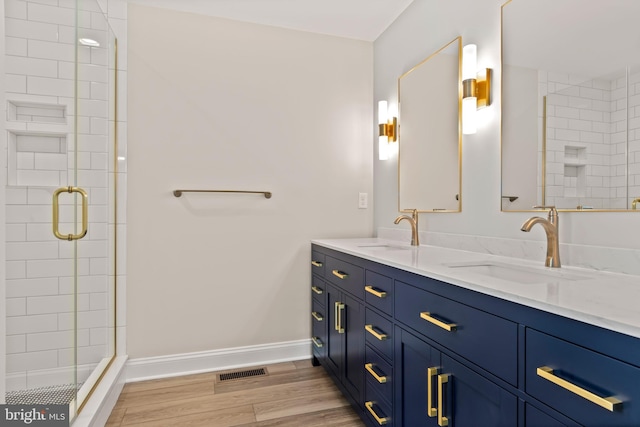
[{"left": 105, "top": 359, "right": 365, "bottom": 426}]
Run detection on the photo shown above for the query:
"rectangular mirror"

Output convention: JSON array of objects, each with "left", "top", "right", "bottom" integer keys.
[
  {"left": 398, "top": 37, "right": 462, "bottom": 213},
  {"left": 501, "top": 0, "right": 640, "bottom": 211}
]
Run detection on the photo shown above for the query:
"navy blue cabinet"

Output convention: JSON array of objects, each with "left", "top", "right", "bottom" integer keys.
[
  {"left": 395, "top": 327, "right": 517, "bottom": 427},
  {"left": 325, "top": 283, "right": 365, "bottom": 408},
  {"left": 311, "top": 243, "right": 640, "bottom": 427}
]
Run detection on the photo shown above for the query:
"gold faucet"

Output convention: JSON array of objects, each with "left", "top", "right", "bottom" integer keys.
[
  {"left": 520, "top": 206, "right": 561, "bottom": 268},
  {"left": 632, "top": 198, "right": 640, "bottom": 210},
  {"left": 394, "top": 209, "right": 420, "bottom": 246}
]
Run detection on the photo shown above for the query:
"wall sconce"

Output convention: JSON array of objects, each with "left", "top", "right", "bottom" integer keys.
[
  {"left": 378, "top": 100, "right": 397, "bottom": 160},
  {"left": 462, "top": 44, "right": 492, "bottom": 134}
]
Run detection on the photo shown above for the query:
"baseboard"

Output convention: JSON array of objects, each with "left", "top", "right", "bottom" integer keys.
[{"left": 126, "top": 339, "right": 312, "bottom": 383}]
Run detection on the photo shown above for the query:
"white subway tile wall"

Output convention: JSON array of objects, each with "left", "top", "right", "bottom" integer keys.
[
  {"left": 541, "top": 69, "right": 640, "bottom": 209},
  {"left": 3, "top": 0, "right": 127, "bottom": 392}
]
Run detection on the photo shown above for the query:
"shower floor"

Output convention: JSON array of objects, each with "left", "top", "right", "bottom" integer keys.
[{"left": 5, "top": 383, "right": 80, "bottom": 405}]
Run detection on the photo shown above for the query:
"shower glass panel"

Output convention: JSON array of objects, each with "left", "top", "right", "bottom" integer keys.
[{"left": 3, "top": 0, "right": 116, "bottom": 420}]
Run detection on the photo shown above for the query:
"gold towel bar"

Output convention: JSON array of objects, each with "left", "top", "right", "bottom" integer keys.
[{"left": 173, "top": 189, "right": 272, "bottom": 198}]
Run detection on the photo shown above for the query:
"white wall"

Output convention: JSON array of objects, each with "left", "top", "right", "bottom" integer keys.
[
  {"left": 375, "top": 0, "right": 640, "bottom": 252},
  {"left": 127, "top": 5, "right": 373, "bottom": 358}
]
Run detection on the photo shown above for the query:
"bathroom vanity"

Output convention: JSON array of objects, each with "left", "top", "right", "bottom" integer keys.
[{"left": 310, "top": 239, "right": 640, "bottom": 427}]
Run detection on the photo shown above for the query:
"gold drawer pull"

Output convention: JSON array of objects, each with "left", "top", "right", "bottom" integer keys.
[
  {"left": 311, "top": 286, "right": 323, "bottom": 295},
  {"left": 365, "top": 324, "right": 388, "bottom": 341},
  {"left": 427, "top": 367, "right": 438, "bottom": 417},
  {"left": 365, "top": 401, "right": 389, "bottom": 425},
  {"left": 311, "top": 336, "right": 323, "bottom": 348},
  {"left": 365, "top": 363, "right": 387, "bottom": 384},
  {"left": 311, "top": 311, "right": 324, "bottom": 322},
  {"left": 332, "top": 269, "right": 348, "bottom": 279},
  {"left": 420, "top": 312, "right": 457, "bottom": 332},
  {"left": 536, "top": 366, "right": 622, "bottom": 412},
  {"left": 365, "top": 285, "right": 387, "bottom": 298},
  {"left": 438, "top": 373, "right": 450, "bottom": 426},
  {"left": 311, "top": 260, "right": 323, "bottom": 267}
]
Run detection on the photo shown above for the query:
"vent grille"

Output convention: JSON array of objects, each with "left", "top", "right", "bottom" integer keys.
[{"left": 218, "top": 368, "right": 267, "bottom": 382}]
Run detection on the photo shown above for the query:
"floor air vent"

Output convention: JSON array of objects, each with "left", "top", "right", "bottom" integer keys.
[{"left": 218, "top": 368, "right": 267, "bottom": 382}]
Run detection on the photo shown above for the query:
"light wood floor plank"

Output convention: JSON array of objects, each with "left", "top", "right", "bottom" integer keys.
[
  {"left": 235, "top": 406, "right": 363, "bottom": 427},
  {"left": 106, "top": 360, "right": 365, "bottom": 427},
  {"left": 253, "top": 389, "right": 350, "bottom": 421},
  {"left": 124, "top": 404, "right": 256, "bottom": 427}
]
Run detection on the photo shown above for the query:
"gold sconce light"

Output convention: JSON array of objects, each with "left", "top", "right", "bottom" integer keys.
[
  {"left": 462, "top": 44, "right": 492, "bottom": 134},
  {"left": 378, "top": 100, "right": 397, "bottom": 160}
]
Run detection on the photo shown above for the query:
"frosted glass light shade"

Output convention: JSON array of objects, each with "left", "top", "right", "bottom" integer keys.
[
  {"left": 379, "top": 136, "right": 389, "bottom": 160},
  {"left": 378, "top": 100, "right": 388, "bottom": 124},
  {"left": 462, "top": 44, "right": 477, "bottom": 80},
  {"left": 462, "top": 97, "right": 477, "bottom": 134}
]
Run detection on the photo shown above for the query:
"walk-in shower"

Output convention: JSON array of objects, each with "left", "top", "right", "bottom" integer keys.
[{"left": 3, "top": 0, "right": 118, "bottom": 422}]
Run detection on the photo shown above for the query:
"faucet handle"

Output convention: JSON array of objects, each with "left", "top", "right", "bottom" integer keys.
[{"left": 533, "top": 205, "right": 558, "bottom": 220}]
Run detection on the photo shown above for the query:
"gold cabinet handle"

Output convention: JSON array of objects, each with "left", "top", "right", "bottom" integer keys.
[
  {"left": 427, "top": 367, "right": 438, "bottom": 417},
  {"left": 311, "top": 260, "right": 323, "bottom": 267},
  {"left": 335, "top": 302, "right": 345, "bottom": 334},
  {"left": 53, "top": 186, "right": 88, "bottom": 241},
  {"left": 311, "top": 311, "right": 324, "bottom": 322},
  {"left": 332, "top": 269, "right": 348, "bottom": 280},
  {"left": 311, "top": 286, "right": 323, "bottom": 295},
  {"left": 365, "top": 401, "right": 389, "bottom": 425},
  {"left": 438, "top": 373, "right": 450, "bottom": 427},
  {"left": 311, "top": 336, "right": 323, "bottom": 348},
  {"left": 365, "top": 363, "right": 387, "bottom": 384},
  {"left": 365, "top": 324, "right": 388, "bottom": 341},
  {"left": 536, "top": 366, "right": 622, "bottom": 412},
  {"left": 365, "top": 285, "right": 387, "bottom": 298},
  {"left": 420, "top": 312, "right": 457, "bottom": 332}
]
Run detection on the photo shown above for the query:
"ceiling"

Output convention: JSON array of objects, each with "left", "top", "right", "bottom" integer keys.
[{"left": 126, "top": 0, "right": 415, "bottom": 41}]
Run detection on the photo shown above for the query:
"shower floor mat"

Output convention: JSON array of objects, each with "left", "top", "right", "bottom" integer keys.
[{"left": 5, "top": 383, "right": 81, "bottom": 405}]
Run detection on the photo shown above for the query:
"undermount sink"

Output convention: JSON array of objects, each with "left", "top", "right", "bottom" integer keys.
[{"left": 445, "top": 262, "right": 589, "bottom": 284}]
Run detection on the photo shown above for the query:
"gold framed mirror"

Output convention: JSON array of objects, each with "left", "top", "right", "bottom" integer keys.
[
  {"left": 398, "top": 37, "right": 462, "bottom": 213},
  {"left": 501, "top": 0, "right": 640, "bottom": 212}
]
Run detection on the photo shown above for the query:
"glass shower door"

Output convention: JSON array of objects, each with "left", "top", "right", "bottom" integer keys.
[
  {"left": 72, "top": 0, "right": 117, "bottom": 415},
  {"left": 3, "top": 0, "right": 116, "bottom": 420}
]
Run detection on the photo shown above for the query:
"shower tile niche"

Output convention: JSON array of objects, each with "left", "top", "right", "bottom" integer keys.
[{"left": 6, "top": 100, "right": 72, "bottom": 188}]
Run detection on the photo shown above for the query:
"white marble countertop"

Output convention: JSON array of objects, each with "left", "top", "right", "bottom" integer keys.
[{"left": 312, "top": 238, "right": 640, "bottom": 339}]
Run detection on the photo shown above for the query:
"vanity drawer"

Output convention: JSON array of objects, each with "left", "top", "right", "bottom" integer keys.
[
  {"left": 365, "top": 308, "right": 393, "bottom": 361},
  {"left": 311, "top": 299, "right": 326, "bottom": 339},
  {"left": 325, "top": 256, "right": 364, "bottom": 299},
  {"left": 365, "top": 345, "right": 393, "bottom": 405},
  {"left": 395, "top": 280, "right": 517, "bottom": 385},
  {"left": 364, "top": 271, "right": 393, "bottom": 316},
  {"left": 311, "top": 299, "right": 326, "bottom": 358},
  {"left": 311, "top": 276, "right": 326, "bottom": 304},
  {"left": 364, "top": 382, "right": 394, "bottom": 427},
  {"left": 311, "top": 250, "right": 325, "bottom": 277},
  {"left": 526, "top": 328, "right": 640, "bottom": 427}
]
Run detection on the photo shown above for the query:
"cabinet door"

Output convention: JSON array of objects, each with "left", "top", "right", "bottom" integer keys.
[
  {"left": 440, "top": 354, "right": 517, "bottom": 427},
  {"left": 326, "top": 283, "right": 343, "bottom": 379},
  {"left": 343, "top": 293, "right": 364, "bottom": 406},
  {"left": 396, "top": 328, "right": 441, "bottom": 427}
]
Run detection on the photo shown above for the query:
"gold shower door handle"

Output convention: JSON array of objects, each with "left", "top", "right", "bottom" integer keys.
[{"left": 53, "top": 186, "right": 89, "bottom": 241}]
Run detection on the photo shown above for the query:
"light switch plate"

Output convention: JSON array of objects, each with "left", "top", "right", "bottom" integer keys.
[{"left": 358, "top": 192, "right": 368, "bottom": 209}]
